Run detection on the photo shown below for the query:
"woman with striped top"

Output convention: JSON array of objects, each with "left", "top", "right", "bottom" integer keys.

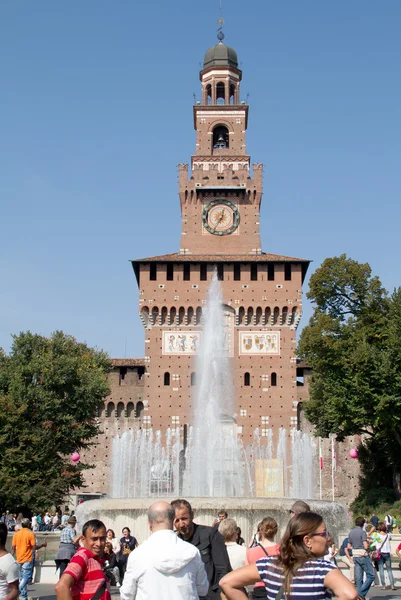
[{"left": 220, "top": 512, "right": 357, "bottom": 600}]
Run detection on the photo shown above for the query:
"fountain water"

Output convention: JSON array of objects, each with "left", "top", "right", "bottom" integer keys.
[
  {"left": 77, "top": 275, "right": 349, "bottom": 545},
  {"left": 110, "top": 274, "right": 316, "bottom": 499}
]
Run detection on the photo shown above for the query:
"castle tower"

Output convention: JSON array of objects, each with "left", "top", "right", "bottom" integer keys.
[{"left": 131, "top": 31, "right": 310, "bottom": 443}]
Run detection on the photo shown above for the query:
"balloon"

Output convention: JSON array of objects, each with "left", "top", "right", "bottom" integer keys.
[
  {"left": 349, "top": 448, "right": 358, "bottom": 459},
  {"left": 71, "top": 452, "right": 80, "bottom": 463}
]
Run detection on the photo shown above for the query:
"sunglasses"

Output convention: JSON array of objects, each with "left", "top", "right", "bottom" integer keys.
[{"left": 310, "top": 530, "right": 329, "bottom": 539}]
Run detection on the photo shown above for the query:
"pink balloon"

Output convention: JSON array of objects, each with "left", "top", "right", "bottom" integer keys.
[
  {"left": 349, "top": 448, "right": 358, "bottom": 459},
  {"left": 71, "top": 452, "right": 80, "bottom": 463}
]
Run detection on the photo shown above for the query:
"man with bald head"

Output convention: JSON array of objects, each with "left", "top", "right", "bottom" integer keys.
[{"left": 120, "top": 501, "right": 208, "bottom": 600}]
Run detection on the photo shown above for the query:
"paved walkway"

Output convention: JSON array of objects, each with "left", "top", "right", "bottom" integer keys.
[{"left": 26, "top": 582, "right": 401, "bottom": 600}]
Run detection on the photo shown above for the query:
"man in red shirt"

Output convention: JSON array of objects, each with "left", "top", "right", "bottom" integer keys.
[{"left": 55, "top": 519, "right": 110, "bottom": 600}]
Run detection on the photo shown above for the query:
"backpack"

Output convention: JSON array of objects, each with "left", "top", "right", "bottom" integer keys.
[{"left": 339, "top": 537, "right": 349, "bottom": 557}]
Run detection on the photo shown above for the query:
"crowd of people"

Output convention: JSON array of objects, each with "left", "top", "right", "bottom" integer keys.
[{"left": 1, "top": 500, "right": 401, "bottom": 600}]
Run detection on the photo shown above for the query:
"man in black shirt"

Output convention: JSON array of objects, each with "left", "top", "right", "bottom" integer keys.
[{"left": 172, "top": 499, "right": 231, "bottom": 600}]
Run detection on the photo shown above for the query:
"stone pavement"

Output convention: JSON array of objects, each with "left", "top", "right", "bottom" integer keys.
[{"left": 26, "top": 582, "right": 401, "bottom": 600}]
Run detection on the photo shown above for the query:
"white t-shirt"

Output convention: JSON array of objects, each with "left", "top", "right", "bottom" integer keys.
[
  {"left": 225, "top": 542, "right": 247, "bottom": 570},
  {"left": 0, "top": 552, "right": 19, "bottom": 600},
  {"left": 376, "top": 533, "right": 392, "bottom": 553}
]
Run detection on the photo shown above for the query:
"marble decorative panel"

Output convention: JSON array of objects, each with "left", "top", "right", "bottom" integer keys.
[
  {"left": 162, "top": 332, "right": 200, "bottom": 355},
  {"left": 239, "top": 332, "right": 280, "bottom": 355}
]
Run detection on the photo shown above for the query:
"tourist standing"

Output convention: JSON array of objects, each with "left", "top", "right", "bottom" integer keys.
[
  {"left": 55, "top": 519, "right": 110, "bottom": 600},
  {"left": 219, "top": 512, "right": 357, "bottom": 600},
  {"left": 370, "top": 513, "right": 379, "bottom": 528},
  {"left": 289, "top": 500, "right": 310, "bottom": 519},
  {"left": 55, "top": 516, "right": 79, "bottom": 577},
  {"left": 0, "top": 523, "right": 19, "bottom": 600},
  {"left": 106, "top": 530, "right": 119, "bottom": 556},
  {"left": 347, "top": 516, "right": 375, "bottom": 598},
  {"left": 218, "top": 519, "right": 247, "bottom": 570},
  {"left": 385, "top": 513, "right": 393, "bottom": 533},
  {"left": 212, "top": 511, "right": 228, "bottom": 528},
  {"left": 246, "top": 517, "right": 280, "bottom": 600},
  {"left": 11, "top": 518, "right": 36, "bottom": 600},
  {"left": 118, "top": 527, "right": 138, "bottom": 583},
  {"left": 172, "top": 498, "right": 231, "bottom": 600},
  {"left": 120, "top": 501, "right": 208, "bottom": 600},
  {"left": 374, "top": 522, "right": 396, "bottom": 590}
]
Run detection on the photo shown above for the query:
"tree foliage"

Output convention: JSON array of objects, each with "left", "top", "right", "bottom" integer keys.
[
  {"left": 298, "top": 255, "right": 401, "bottom": 492},
  {"left": 0, "top": 331, "right": 111, "bottom": 511}
]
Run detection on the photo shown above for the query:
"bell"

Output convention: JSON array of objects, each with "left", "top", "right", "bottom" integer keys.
[{"left": 214, "top": 134, "right": 226, "bottom": 149}]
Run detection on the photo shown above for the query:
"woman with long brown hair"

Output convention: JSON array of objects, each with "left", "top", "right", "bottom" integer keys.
[{"left": 220, "top": 512, "right": 357, "bottom": 600}]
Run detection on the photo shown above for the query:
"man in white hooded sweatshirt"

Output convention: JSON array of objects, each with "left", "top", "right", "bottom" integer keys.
[{"left": 120, "top": 501, "right": 208, "bottom": 600}]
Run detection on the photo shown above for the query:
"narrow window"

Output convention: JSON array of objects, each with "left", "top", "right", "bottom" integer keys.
[
  {"left": 137, "top": 366, "right": 145, "bottom": 381},
  {"left": 234, "top": 263, "right": 241, "bottom": 281},
  {"left": 268, "top": 263, "right": 275, "bottom": 281},
  {"left": 135, "top": 401, "right": 144, "bottom": 418},
  {"left": 217, "top": 264, "right": 224, "bottom": 281},
  {"left": 190, "top": 372, "right": 196, "bottom": 386},
  {"left": 119, "top": 367, "right": 127, "bottom": 384},
  {"left": 200, "top": 263, "right": 207, "bottom": 281},
  {"left": 167, "top": 264, "right": 174, "bottom": 281},
  {"left": 164, "top": 372, "right": 170, "bottom": 386},
  {"left": 284, "top": 263, "right": 292, "bottom": 281},
  {"left": 251, "top": 264, "right": 258, "bottom": 281},
  {"left": 183, "top": 263, "right": 190, "bottom": 281},
  {"left": 244, "top": 372, "right": 250, "bottom": 386},
  {"left": 271, "top": 372, "right": 277, "bottom": 386},
  {"left": 150, "top": 263, "right": 157, "bottom": 281}
]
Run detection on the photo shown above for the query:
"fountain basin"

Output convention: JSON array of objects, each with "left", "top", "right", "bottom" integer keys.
[{"left": 75, "top": 497, "right": 349, "bottom": 545}]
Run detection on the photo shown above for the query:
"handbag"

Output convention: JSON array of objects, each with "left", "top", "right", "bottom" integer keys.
[{"left": 372, "top": 534, "right": 388, "bottom": 561}]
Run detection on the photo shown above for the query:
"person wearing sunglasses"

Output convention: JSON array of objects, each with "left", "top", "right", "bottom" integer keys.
[{"left": 220, "top": 512, "right": 357, "bottom": 600}]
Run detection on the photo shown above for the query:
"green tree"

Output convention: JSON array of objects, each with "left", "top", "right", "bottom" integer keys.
[
  {"left": 298, "top": 255, "right": 401, "bottom": 494},
  {"left": 0, "top": 331, "right": 111, "bottom": 511}
]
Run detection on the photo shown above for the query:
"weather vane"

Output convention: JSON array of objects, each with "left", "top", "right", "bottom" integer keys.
[{"left": 217, "top": 0, "right": 224, "bottom": 42}]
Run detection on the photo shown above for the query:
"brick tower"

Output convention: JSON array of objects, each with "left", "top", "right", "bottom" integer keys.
[{"left": 131, "top": 34, "right": 310, "bottom": 445}]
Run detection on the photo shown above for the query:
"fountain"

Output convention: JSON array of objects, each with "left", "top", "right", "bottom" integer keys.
[{"left": 76, "top": 275, "right": 349, "bottom": 542}]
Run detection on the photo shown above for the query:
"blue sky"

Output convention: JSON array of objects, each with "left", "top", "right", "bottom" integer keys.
[{"left": 1, "top": 1, "right": 400, "bottom": 358}]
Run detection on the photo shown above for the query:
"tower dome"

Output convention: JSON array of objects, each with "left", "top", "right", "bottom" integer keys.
[{"left": 203, "top": 42, "right": 239, "bottom": 69}]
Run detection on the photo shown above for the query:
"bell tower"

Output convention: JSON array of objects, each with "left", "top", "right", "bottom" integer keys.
[{"left": 179, "top": 28, "right": 263, "bottom": 255}]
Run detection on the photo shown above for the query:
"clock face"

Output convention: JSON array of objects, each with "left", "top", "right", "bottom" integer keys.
[{"left": 202, "top": 199, "right": 240, "bottom": 236}]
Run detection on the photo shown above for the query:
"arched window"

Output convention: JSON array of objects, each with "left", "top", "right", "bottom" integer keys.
[
  {"left": 273, "top": 307, "right": 280, "bottom": 325},
  {"left": 238, "top": 306, "right": 245, "bottom": 325},
  {"left": 206, "top": 84, "right": 212, "bottom": 105},
  {"left": 282, "top": 306, "right": 288, "bottom": 324},
  {"left": 126, "top": 402, "right": 135, "bottom": 417},
  {"left": 271, "top": 372, "right": 277, "bottom": 386},
  {"left": 170, "top": 307, "right": 176, "bottom": 324},
  {"left": 213, "top": 125, "right": 229, "bottom": 149},
  {"left": 195, "top": 306, "right": 202, "bottom": 325},
  {"left": 187, "top": 306, "right": 194, "bottom": 325},
  {"left": 290, "top": 306, "right": 297, "bottom": 326},
  {"left": 255, "top": 307, "right": 262, "bottom": 325},
  {"left": 190, "top": 372, "right": 196, "bottom": 386},
  {"left": 161, "top": 306, "right": 168, "bottom": 325},
  {"left": 178, "top": 307, "right": 185, "bottom": 324},
  {"left": 141, "top": 307, "right": 149, "bottom": 326},
  {"left": 247, "top": 307, "right": 254, "bottom": 325},
  {"left": 107, "top": 402, "right": 115, "bottom": 417},
  {"left": 164, "top": 372, "right": 170, "bottom": 386},
  {"left": 244, "top": 372, "right": 250, "bottom": 386},
  {"left": 117, "top": 402, "right": 124, "bottom": 418},
  {"left": 216, "top": 81, "right": 225, "bottom": 105},
  {"left": 229, "top": 83, "right": 235, "bottom": 105},
  {"left": 135, "top": 401, "right": 144, "bottom": 418},
  {"left": 151, "top": 306, "right": 159, "bottom": 325},
  {"left": 265, "top": 307, "right": 271, "bottom": 325}
]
